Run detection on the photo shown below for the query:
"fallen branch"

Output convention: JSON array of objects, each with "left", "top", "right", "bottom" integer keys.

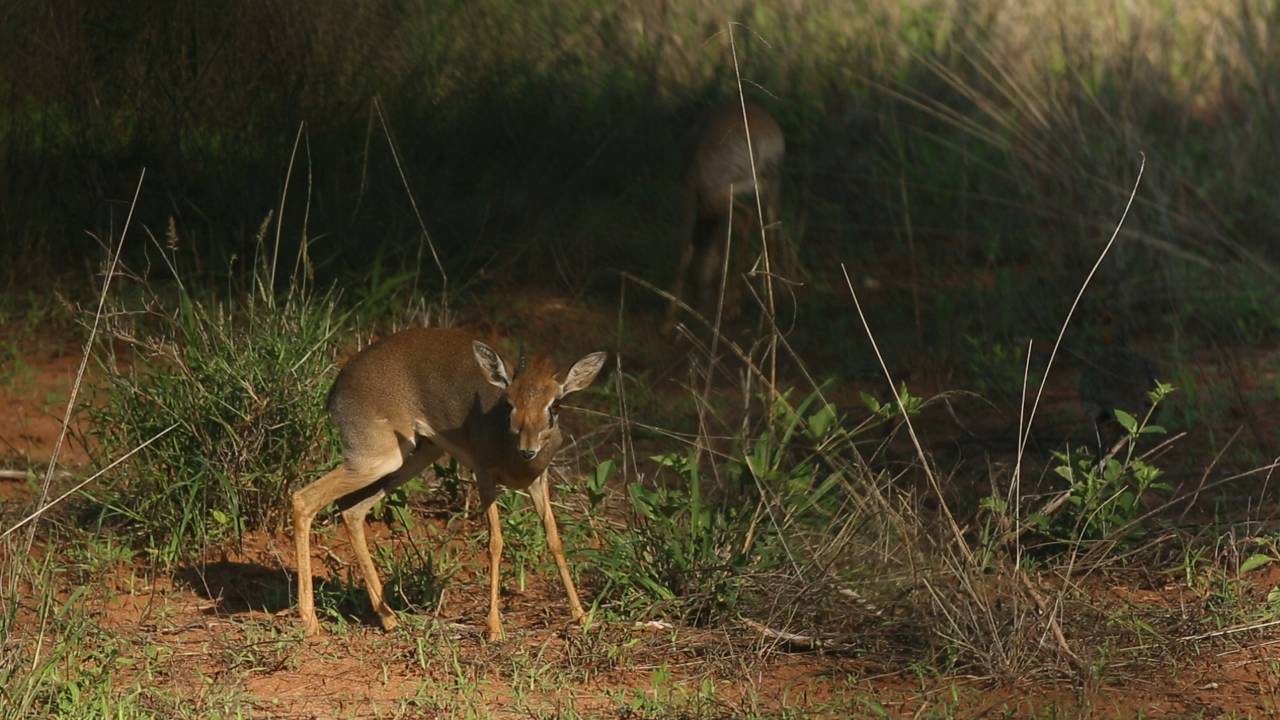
[
  {"left": 1179, "top": 617, "right": 1280, "bottom": 643},
  {"left": 740, "top": 616, "right": 857, "bottom": 653},
  {"left": 839, "top": 584, "right": 885, "bottom": 617},
  {"left": 1018, "top": 572, "right": 1088, "bottom": 675},
  {"left": 0, "top": 469, "right": 74, "bottom": 481}
]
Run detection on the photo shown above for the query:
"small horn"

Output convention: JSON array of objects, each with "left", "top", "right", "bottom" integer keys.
[{"left": 517, "top": 353, "right": 528, "bottom": 375}]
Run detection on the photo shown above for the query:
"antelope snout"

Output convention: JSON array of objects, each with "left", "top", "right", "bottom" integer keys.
[{"left": 518, "top": 448, "right": 538, "bottom": 461}]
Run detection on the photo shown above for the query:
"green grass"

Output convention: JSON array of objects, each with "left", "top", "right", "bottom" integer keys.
[
  {"left": 0, "top": 557, "right": 254, "bottom": 719},
  {"left": 81, "top": 251, "right": 348, "bottom": 564}
]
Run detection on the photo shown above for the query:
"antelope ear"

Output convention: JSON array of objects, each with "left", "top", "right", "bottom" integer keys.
[
  {"left": 472, "top": 341, "right": 512, "bottom": 389},
  {"left": 560, "top": 352, "right": 608, "bottom": 397}
]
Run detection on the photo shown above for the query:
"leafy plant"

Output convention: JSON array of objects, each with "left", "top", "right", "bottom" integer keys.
[
  {"left": 584, "top": 387, "right": 851, "bottom": 624},
  {"left": 965, "top": 336, "right": 1041, "bottom": 401},
  {"left": 497, "top": 490, "right": 547, "bottom": 594},
  {"left": 86, "top": 276, "right": 345, "bottom": 564},
  {"left": 1033, "top": 382, "right": 1176, "bottom": 544},
  {"left": 378, "top": 537, "right": 458, "bottom": 616},
  {"left": 860, "top": 382, "right": 925, "bottom": 422}
]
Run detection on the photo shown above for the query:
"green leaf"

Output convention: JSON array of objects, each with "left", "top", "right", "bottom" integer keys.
[
  {"left": 897, "top": 383, "right": 923, "bottom": 415},
  {"left": 746, "top": 444, "right": 769, "bottom": 478},
  {"left": 859, "top": 391, "right": 881, "bottom": 412},
  {"left": 650, "top": 453, "right": 681, "bottom": 469},
  {"left": 979, "top": 495, "right": 1008, "bottom": 514},
  {"left": 628, "top": 484, "right": 658, "bottom": 519},
  {"left": 1110, "top": 455, "right": 1130, "bottom": 477},
  {"left": 591, "top": 459, "right": 615, "bottom": 486},
  {"left": 1241, "top": 554, "right": 1275, "bottom": 574},
  {"left": 392, "top": 504, "right": 415, "bottom": 531},
  {"left": 1117, "top": 490, "right": 1137, "bottom": 512},
  {"left": 1114, "top": 409, "right": 1138, "bottom": 434},
  {"left": 1147, "top": 382, "right": 1175, "bottom": 404},
  {"left": 588, "top": 460, "right": 616, "bottom": 508},
  {"left": 807, "top": 403, "right": 837, "bottom": 440}
]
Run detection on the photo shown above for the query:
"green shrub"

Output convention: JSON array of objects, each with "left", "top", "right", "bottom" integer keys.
[
  {"left": 86, "top": 286, "right": 343, "bottom": 563},
  {"left": 983, "top": 382, "right": 1176, "bottom": 549},
  {"left": 584, "top": 387, "right": 853, "bottom": 624}
]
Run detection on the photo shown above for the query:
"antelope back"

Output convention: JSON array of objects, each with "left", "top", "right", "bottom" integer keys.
[
  {"left": 690, "top": 102, "right": 785, "bottom": 218},
  {"left": 326, "top": 329, "right": 504, "bottom": 457}
]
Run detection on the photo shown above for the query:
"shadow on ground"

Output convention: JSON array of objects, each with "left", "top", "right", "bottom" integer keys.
[{"left": 177, "top": 561, "right": 297, "bottom": 615}]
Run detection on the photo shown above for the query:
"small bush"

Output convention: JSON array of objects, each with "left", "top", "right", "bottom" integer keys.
[
  {"left": 1046, "top": 383, "right": 1176, "bottom": 543},
  {"left": 86, "top": 280, "right": 343, "bottom": 563},
  {"left": 982, "top": 382, "right": 1176, "bottom": 549},
  {"left": 584, "top": 387, "right": 857, "bottom": 625}
]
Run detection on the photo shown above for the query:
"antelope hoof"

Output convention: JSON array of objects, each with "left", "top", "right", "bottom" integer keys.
[
  {"left": 485, "top": 616, "right": 505, "bottom": 643},
  {"left": 378, "top": 611, "right": 398, "bottom": 632}
]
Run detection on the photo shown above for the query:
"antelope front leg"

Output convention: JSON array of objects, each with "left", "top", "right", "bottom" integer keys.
[
  {"left": 529, "top": 473, "right": 586, "bottom": 624},
  {"left": 479, "top": 478, "right": 505, "bottom": 642}
]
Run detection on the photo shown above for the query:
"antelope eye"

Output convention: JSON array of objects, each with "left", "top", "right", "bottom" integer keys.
[{"left": 549, "top": 405, "right": 560, "bottom": 425}]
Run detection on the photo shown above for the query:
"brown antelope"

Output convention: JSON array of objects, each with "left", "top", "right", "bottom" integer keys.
[
  {"left": 291, "top": 327, "right": 607, "bottom": 641},
  {"left": 664, "top": 101, "right": 785, "bottom": 333}
]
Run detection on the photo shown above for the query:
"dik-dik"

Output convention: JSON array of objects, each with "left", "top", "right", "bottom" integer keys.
[
  {"left": 664, "top": 101, "right": 785, "bottom": 333},
  {"left": 291, "top": 327, "right": 607, "bottom": 641}
]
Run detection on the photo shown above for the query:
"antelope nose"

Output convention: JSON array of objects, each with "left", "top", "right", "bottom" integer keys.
[{"left": 519, "top": 449, "right": 538, "bottom": 461}]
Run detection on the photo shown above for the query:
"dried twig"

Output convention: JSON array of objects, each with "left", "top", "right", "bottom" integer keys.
[
  {"left": 24, "top": 170, "right": 145, "bottom": 554},
  {"left": 1, "top": 423, "right": 178, "bottom": 541},
  {"left": 1018, "top": 572, "right": 1087, "bottom": 674},
  {"left": 740, "top": 616, "right": 856, "bottom": 653},
  {"left": 0, "top": 469, "right": 73, "bottom": 481}
]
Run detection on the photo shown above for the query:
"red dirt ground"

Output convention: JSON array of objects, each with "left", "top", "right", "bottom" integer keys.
[{"left": 0, "top": 344, "right": 90, "bottom": 471}]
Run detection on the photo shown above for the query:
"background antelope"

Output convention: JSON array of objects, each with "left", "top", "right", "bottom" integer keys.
[
  {"left": 664, "top": 100, "right": 785, "bottom": 333},
  {"left": 291, "top": 327, "right": 607, "bottom": 641}
]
